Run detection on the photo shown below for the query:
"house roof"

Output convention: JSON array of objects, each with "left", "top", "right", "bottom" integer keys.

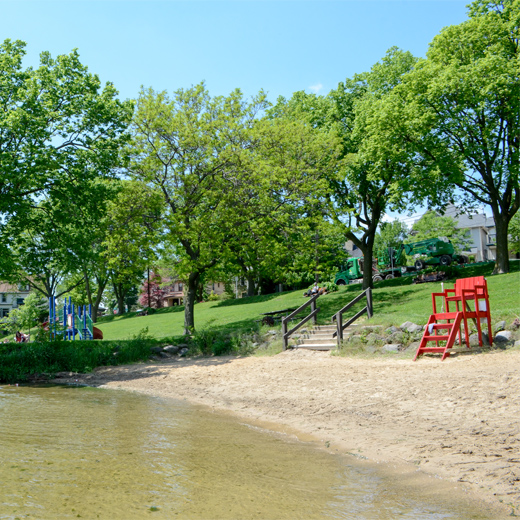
[
  {"left": 443, "top": 205, "right": 495, "bottom": 230},
  {"left": 0, "top": 282, "right": 27, "bottom": 293}
]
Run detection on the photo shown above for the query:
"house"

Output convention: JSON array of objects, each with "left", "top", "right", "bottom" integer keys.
[
  {"left": 147, "top": 273, "right": 227, "bottom": 308},
  {"left": 0, "top": 282, "right": 31, "bottom": 318},
  {"left": 443, "top": 205, "right": 496, "bottom": 262}
]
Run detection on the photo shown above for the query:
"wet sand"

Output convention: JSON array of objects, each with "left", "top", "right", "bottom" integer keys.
[{"left": 56, "top": 348, "right": 520, "bottom": 516}]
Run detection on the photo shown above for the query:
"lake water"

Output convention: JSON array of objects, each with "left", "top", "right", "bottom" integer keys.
[{"left": 0, "top": 385, "right": 494, "bottom": 519}]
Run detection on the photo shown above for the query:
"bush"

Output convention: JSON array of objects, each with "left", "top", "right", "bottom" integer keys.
[{"left": 0, "top": 337, "right": 155, "bottom": 384}]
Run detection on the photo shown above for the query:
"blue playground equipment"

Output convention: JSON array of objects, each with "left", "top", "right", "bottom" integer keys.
[{"left": 48, "top": 296, "right": 94, "bottom": 341}]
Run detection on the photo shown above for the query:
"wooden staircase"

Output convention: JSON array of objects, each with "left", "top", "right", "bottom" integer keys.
[
  {"left": 291, "top": 324, "right": 359, "bottom": 351},
  {"left": 413, "top": 311, "right": 464, "bottom": 361}
]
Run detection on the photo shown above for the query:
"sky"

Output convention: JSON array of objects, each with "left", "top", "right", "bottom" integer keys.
[
  {"left": 2, "top": 0, "right": 469, "bottom": 103},
  {"left": 2, "top": 0, "right": 475, "bottom": 224}
]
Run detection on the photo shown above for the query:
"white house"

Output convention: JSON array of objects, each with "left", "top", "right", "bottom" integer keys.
[
  {"left": 0, "top": 282, "right": 31, "bottom": 318},
  {"left": 443, "top": 205, "right": 496, "bottom": 262}
]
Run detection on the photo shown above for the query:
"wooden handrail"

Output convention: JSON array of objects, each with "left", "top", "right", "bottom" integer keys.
[
  {"left": 281, "top": 294, "right": 320, "bottom": 350},
  {"left": 331, "top": 288, "right": 373, "bottom": 346}
]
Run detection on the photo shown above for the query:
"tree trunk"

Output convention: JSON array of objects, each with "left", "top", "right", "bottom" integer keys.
[
  {"left": 362, "top": 237, "right": 375, "bottom": 291},
  {"left": 184, "top": 272, "right": 199, "bottom": 335},
  {"left": 92, "top": 277, "right": 107, "bottom": 323},
  {"left": 113, "top": 283, "right": 126, "bottom": 315},
  {"left": 492, "top": 213, "right": 510, "bottom": 274},
  {"left": 246, "top": 272, "right": 256, "bottom": 297}
]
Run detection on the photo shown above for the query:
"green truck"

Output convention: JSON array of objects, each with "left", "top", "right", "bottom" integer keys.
[{"left": 334, "top": 238, "right": 468, "bottom": 285}]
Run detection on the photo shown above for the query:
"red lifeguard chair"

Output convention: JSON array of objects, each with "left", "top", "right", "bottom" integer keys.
[{"left": 414, "top": 276, "right": 492, "bottom": 361}]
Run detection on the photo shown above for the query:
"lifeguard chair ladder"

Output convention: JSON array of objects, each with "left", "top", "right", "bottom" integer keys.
[{"left": 413, "top": 311, "right": 464, "bottom": 361}]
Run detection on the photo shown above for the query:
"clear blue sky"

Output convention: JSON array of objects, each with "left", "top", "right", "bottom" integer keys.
[{"left": 3, "top": 0, "right": 469, "bottom": 103}]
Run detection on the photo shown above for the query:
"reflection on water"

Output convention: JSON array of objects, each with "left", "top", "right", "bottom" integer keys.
[{"left": 0, "top": 385, "right": 491, "bottom": 519}]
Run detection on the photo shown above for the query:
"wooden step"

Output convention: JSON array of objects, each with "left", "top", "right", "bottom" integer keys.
[{"left": 294, "top": 343, "right": 337, "bottom": 350}]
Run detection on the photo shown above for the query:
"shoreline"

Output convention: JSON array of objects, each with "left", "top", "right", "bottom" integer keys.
[{"left": 55, "top": 348, "right": 520, "bottom": 517}]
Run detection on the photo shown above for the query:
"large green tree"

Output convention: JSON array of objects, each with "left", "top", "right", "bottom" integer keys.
[
  {"left": 131, "top": 84, "right": 269, "bottom": 333},
  {"left": 0, "top": 39, "right": 133, "bottom": 277},
  {"left": 396, "top": 0, "right": 519, "bottom": 273}
]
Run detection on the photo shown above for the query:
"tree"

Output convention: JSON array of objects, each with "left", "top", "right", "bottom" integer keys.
[
  {"left": 397, "top": 0, "right": 519, "bottom": 273},
  {"left": 0, "top": 291, "right": 46, "bottom": 338},
  {"left": 131, "top": 84, "right": 269, "bottom": 333},
  {"left": 138, "top": 273, "right": 166, "bottom": 309},
  {"left": 374, "top": 221, "right": 409, "bottom": 257},
  {"left": 216, "top": 117, "right": 341, "bottom": 295},
  {"left": 408, "top": 211, "right": 472, "bottom": 253},
  {"left": 103, "top": 181, "right": 163, "bottom": 315},
  {"left": 509, "top": 211, "right": 520, "bottom": 256},
  {"left": 0, "top": 39, "right": 133, "bottom": 279}
]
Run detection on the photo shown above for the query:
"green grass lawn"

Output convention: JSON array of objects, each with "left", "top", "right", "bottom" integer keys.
[{"left": 96, "top": 260, "right": 520, "bottom": 342}]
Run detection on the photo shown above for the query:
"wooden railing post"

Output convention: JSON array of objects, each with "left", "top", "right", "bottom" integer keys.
[
  {"left": 282, "top": 318, "right": 288, "bottom": 351},
  {"left": 337, "top": 311, "right": 343, "bottom": 347},
  {"left": 366, "top": 288, "right": 373, "bottom": 318},
  {"left": 311, "top": 298, "right": 317, "bottom": 326}
]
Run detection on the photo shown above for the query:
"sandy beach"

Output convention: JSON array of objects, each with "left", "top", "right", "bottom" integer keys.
[{"left": 56, "top": 348, "right": 520, "bottom": 516}]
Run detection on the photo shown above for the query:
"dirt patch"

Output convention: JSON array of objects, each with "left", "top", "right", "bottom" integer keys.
[{"left": 55, "top": 349, "right": 520, "bottom": 515}]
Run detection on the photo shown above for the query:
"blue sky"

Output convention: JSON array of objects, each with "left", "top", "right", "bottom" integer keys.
[
  {"left": 4, "top": 0, "right": 477, "bottom": 223},
  {"left": 3, "top": 0, "right": 469, "bottom": 103}
]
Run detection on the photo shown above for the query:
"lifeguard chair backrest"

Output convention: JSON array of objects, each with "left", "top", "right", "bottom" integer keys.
[{"left": 454, "top": 276, "right": 488, "bottom": 299}]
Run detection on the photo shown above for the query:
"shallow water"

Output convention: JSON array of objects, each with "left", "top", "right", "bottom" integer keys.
[{"left": 0, "top": 385, "right": 493, "bottom": 519}]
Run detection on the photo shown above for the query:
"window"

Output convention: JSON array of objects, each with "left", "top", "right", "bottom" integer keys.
[
  {"left": 1, "top": 294, "right": 6, "bottom": 303},
  {"left": 1, "top": 308, "right": 9, "bottom": 317},
  {"left": 16, "top": 298, "right": 24, "bottom": 306},
  {"left": 178, "top": 283, "right": 183, "bottom": 291}
]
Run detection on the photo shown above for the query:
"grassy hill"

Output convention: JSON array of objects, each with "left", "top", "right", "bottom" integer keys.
[{"left": 96, "top": 261, "right": 520, "bottom": 342}]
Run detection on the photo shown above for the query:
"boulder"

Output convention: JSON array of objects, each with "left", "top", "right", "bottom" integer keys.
[
  {"left": 382, "top": 343, "right": 401, "bottom": 353},
  {"left": 400, "top": 321, "right": 414, "bottom": 331},
  {"left": 387, "top": 331, "right": 405, "bottom": 343},
  {"left": 469, "top": 332, "right": 490, "bottom": 347},
  {"left": 406, "top": 323, "right": 423, "bottom": 334},
  {"left": 494, "top": 330, "right": 512, "bottom": 343},
  {"left": 365, "top": 332, "right": 384, "bottom": 345},
  {"left": 510, "top": 318, "right": 520, "bottom": 330},
  {"left": 406, "top": 340, "right": 421, "bottom": 352},
  {"left": 179, "top": 347, "right": 189, "bottom": 357},
  {"left": 150, "top": 346, "right": 163, "bottom": 354},
  {"left": 514, "top": 340, "right": 520, "bottom": 349},
  {"left": 385, "top": 326, "right": 398, "bottom": 335},
  {"left": 163, "top": 345, "right": 181, "bottom": 354},
  {"left": 494, "top": 321, "right": 507, "bottom": 333}
]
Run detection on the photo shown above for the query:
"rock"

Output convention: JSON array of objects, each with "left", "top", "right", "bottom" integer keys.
[
  {"left": 365, "top": 332, "right": 384, "bottom": 344},
  {"left": 387, "top": 331, "right": 405, "bottom": 343},
  {"left": 511, "top": 318, "right": 520, "bottom": 330},
  {"left": 406, "top": 341, "right": 421, "bottom": 352},
  {"left": 514, "top": 340, "right": 520, "bottom": 348},
  {"left": 382, "top": 343, "right": 401, "bottom": 352},
  {"left": 469, "top": 332, "right": 490, "bottom": 347},
  {"left": 406, "top": 323, "right": 423, "bottom": 334},
  {"left": 385, "top": 326, "right": 398, "bottom": 335},
  {"left": 400, "top": 321, "right": 413, "bottom": 331},
  {"left": 163, "top": 345, "right": 180, "bottom": 354},
  {"left": 494, "top": 321, "right": 507, "bottom": 333},
  {"left": 150, "top": 346, "right": 163, "bottom": 354},
  {"left": 494, "top": 330, "right": 512, "bottom": 343},
  {"left": 179, "top": 347, "right": 189, "bottom": 357},
  {"left": 268, "top": 330, "right": 277, "bottom": 336}
]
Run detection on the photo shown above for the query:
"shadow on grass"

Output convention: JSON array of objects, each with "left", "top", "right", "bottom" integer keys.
[
  {"left": 98, "top": 305, "right": 186, "bottom": 323},
  {"left": 215, "top": 292, "right": 283, "bottom": 307}
]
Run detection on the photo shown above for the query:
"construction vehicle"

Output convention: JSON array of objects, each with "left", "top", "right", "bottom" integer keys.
[
  {"left": 334, "top": 257, "right": 394, "bottom": 285},
  {"left": 334, "top": 238, "right": 468, "bottom": 285},
  {"left": 399, "top": 237, "right": 468, "bottom": 270}
]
